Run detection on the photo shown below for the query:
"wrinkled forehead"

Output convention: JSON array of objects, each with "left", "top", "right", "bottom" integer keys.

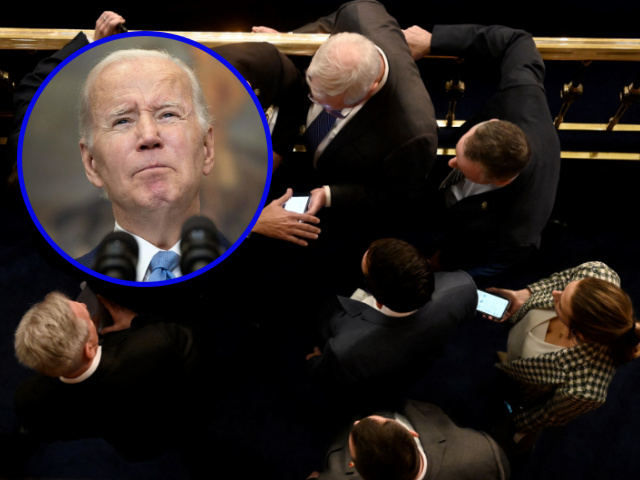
[{"left": 89, "top": 56, "right": 193, "bottom": 106}]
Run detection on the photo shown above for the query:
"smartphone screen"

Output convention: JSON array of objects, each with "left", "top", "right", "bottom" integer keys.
[
  {"left": 477, "top": 290, "right": 510, "bottom": 319},
  {"left": 283, "top": 195, "right": 310, "bottom": 214}
]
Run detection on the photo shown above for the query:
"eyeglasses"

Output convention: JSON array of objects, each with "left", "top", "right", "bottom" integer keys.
[{"left": 307, "top": 94, "right": 349, "bottom": 119}]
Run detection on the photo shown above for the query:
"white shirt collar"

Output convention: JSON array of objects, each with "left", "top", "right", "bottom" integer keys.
[
  {"left": 447, "top": 173, "right": 519, "bottom": 205},
  {"left": 361, "top": 294, "right": 417, "bottom": 317},
  {"left": 59, "top": 345, "right": 102, "bottom": 384},
  {"left": 114, "top": 222, "right": 182, "bottom": 282}
]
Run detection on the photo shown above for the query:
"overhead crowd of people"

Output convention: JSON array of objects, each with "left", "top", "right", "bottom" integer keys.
[{"left": 4, "top": 1, "right": 639, "bottom": 479}]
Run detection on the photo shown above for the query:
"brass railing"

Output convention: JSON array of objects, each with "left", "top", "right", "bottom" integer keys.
[
  {"left": 1, "top": 29, "right": 639, "bottom": 160},
  {"left": 1, "top": 29, "right": 640, "bottom": 60}
]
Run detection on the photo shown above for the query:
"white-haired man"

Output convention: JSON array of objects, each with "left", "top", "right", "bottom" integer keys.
[
  {"left": 77, "top": 48, "right": 224, "bottom": 281},
  {"left": 13, "top": 291, "right": 203, "bottom": 461},
  {"left": 254, "top": 0, "right": 438, "bottom": 245}
]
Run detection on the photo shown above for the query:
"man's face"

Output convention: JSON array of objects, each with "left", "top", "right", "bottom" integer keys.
[
  {"left": 80, "top": 56, "right": 215, "bottom": 217},
  {"left": 448, "top": 124, "right": 492, "bottom": 185}
]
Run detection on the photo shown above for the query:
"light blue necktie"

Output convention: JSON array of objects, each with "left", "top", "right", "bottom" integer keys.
[{"left": 147, "top": 250, "right": 180, "bottom": 282}]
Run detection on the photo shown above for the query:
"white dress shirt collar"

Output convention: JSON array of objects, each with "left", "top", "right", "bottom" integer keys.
[
  {"left": 114, "top": 222, "right": 182, "bottom": 282},
  {"left": 361, "top": 293, "right": 417, "bottom": 317},
  {"left": 60, "top": 346, "right": 102, "bottom": 384}
]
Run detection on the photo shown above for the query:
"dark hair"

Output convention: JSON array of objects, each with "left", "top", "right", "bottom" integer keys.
[
  {"left": 464, "top": 120, "right": 531, "bottom": 181},
  {"left": 350, "top": 417, "right": 421, "bottom": 480},
  {"left": 364, "top": 238, "right": 434, "bottom": 312},
  {"left": 570, "top": 277, "right": 639, "bottom": 364}
]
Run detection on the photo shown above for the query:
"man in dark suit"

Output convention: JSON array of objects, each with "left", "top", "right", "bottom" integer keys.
[
  {"left": 256, "top": 0, "right": 438, "bottom": 244},
  {"left": 305, "top": 238, "right": 477, "bottom": 409},
  {"left": 12, "top": 290, "right": 207, "bottom": 462},
  {"left": 308, "top": 399, "right": 510, "bottom": 480},
  {"left": 404, "top": 24, "right": 560, "bottom": 286}
]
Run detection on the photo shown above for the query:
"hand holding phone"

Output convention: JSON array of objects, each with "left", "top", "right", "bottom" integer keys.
[
  {"left": 477, "top": 289, "right": 511, "bottom": 321},
  {"left": 283, "top": 195, "right": 310, "bottom": 214}
]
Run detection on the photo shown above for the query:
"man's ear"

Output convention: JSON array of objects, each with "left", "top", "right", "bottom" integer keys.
[
  {"left": 83, "top": 338, "right": 98, "bottom": 361},
  {"left": 202, "top": 126, "right": 215, "bottom": 176},
  {"left": 80, "top": 140, "right": 104, "bottom": 188}
]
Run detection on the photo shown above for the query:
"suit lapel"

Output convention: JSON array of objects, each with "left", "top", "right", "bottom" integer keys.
[
  {"left": 403, "top": 401, "right": 446, "bottom": 480},
  {"left": 337, "top": 296, "right": 416, "bottom": 326},
  {"left": 316, "top": 89, "right": 387, "bottom": 168}
]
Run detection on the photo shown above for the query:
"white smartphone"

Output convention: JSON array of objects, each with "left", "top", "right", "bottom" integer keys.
[
  {"left": 476, "top": 289, "right": 510, "bottom": 319},
  {"left": 283, "top": 195, "right": 310, "bottom": 214}
]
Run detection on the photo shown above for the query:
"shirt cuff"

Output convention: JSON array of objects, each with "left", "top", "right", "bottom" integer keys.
[{"left": 323, "top": 185, "right": 331, "bottom": 207}]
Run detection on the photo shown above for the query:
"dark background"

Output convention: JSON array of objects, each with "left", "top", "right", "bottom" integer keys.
[{"left": 1, "top": 2, "right": 640, "bottom": 479}]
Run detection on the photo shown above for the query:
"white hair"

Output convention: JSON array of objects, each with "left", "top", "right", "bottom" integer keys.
[
  {"left": 14, "top": 292, "right": 89, "bottom": 377},
  {"left": 306, "top": 32, "right": 381, "bottom": 106},
  {"left": 79, "top": 48, "right": 213, "bottom": 149}
]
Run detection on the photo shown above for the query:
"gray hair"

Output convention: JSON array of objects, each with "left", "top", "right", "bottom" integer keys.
[
  {"left": 306, "top": 32, "right": 381, "bottom": 106},
  {"left": 79, "top": 48, "right": 213, "bottom": 149},
  {"left": 14, "top": 292, "right": 89, "bottom": 377}
]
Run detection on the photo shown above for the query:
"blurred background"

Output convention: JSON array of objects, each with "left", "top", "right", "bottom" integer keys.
[{"left": 18, "top": 34, "right": 269, "bottom": 259}]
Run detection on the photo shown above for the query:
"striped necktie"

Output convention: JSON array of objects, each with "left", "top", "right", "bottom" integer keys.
[{"left": 306, "top": 109, "right": 338, "bottom": 152}]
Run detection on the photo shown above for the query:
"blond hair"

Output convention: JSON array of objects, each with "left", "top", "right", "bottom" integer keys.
[{"left": 15, "top": 292, "right": 89, "bottom": 377}]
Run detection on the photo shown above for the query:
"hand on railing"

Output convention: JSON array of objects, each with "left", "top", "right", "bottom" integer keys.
[
  {"left": 251, "top": 26, "right": 279, "bottom": 34},
  {"left": 93, "top": 11, "right": 126, "bottom": 41}
]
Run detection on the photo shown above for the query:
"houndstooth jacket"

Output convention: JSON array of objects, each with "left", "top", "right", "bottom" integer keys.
[{"left": 496, "top": 261, "right": 621, "bottom": 433}]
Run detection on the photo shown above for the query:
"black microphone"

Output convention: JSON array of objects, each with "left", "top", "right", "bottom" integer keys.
[
  {"left": 180, "top": 215, "right": 220, "bottom": 274},
  {"left": 92, "top": 231, "right": 139, "bottom": 281}
]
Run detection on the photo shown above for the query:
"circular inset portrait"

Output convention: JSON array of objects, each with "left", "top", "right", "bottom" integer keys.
[{"left": 18, "top": 32, "right": 272, "bottom": 286}]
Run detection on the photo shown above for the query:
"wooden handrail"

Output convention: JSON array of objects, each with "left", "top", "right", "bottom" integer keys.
[{"left": 1, "top": 28, "right": 640, "bottom": 61}]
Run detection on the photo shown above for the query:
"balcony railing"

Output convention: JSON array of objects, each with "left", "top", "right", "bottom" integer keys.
[{"left": 1, "top": 29, "right": 639, "bottom": 160}]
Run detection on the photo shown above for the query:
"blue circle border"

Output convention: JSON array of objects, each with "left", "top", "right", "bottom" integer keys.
[{"left": 17, "top": 30, "right": 273, "bottom": 287}]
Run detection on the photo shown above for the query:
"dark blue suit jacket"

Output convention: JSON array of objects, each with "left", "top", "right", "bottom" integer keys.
[
  {"left": 283, "top": 0, "right": 438, "bottom": 239},
  {"left": 307, "top": 271, "right": 477, "bottom": 402},
  {"left": 429, "top": 25, "right": 561, "bottom": 273}
]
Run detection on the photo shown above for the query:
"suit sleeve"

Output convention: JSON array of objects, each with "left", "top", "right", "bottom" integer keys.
[
  {"left": 430, "top": 24, "right": 545, "bottom": 91},
  {"left": 429, "top": 24, "right": 553, "bottom": 273},
  {"left": 496, "top": 346, "right": 614, "bottom": 433},
  {"left": 514, "top": 387, "right": 604, "bottom": 433},
  {"left": 329, "top": 133, "right": 434, "bottom": 211},
  {"left": 510, "top": 261, "right": 621, "bottom": 324},
  {"left": 306, "top": 338, "right": 354, "bottom": 387},
  {"left": 8, "top": 32, "right": 89, "bottom": 161}
]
